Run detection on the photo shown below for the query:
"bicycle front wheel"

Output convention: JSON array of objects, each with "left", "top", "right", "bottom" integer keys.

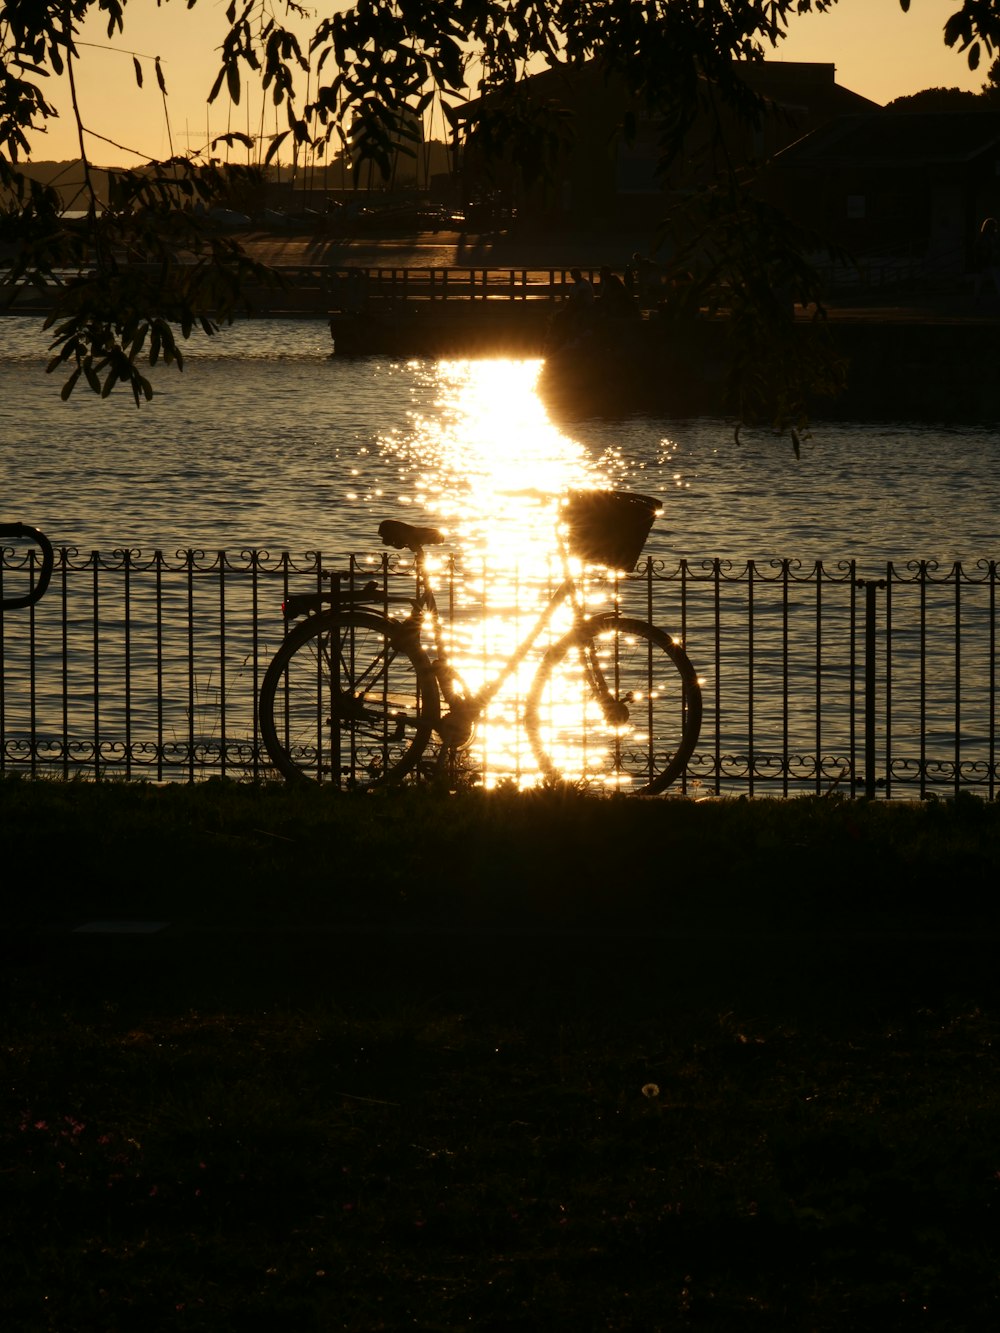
[
  {"left": 259, "top": 611, "right": 440, "bottom": 787},
  {"left": 525, "top": 615, "right": 702, "bottom": 795}
]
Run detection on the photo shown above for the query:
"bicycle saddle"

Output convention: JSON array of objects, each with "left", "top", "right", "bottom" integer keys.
[{"left": 378, "top": 519, "right": 446, "bottom": 551}]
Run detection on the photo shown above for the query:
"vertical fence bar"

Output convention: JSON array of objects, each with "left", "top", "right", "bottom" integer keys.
[
  {"left": 251, "top": 552, "right": 261, "bottom": 780},
  {"left": 747, "top": 561, "right": 755, "bottom": 797},
  {"left": 712, "top": 560, "right": 722, "bottom": 796},
  {"left": 859, "top": 578, "right": 884, "bottom": 800},
  {"left": 276, "top": 552, "right": 292, "bottom": 781},
  {"left": 814, "top": 563, "right": 822, "bottom": 794},
  {"left": 991, "top": 561, "right": 997, "bottom": 801},
  {"left": 124, "top": 551, "right": 132, "bottom": 779},
  {"left": 864, "top": 578, "right": 875, "bottom": 799},
  {"left": 60, "top": 549, "right": 69, "bottom": 778},
  {"left": 92, "top": 553, "right": 101, "bottom": 779},
  {"left": 515, "top": 559, "right": 527, "bottom": 786},
  {"left": 0, "top": 566, "right": 5, "bottom": 771},
  {"left": 219, "top": 553, "right": 228, "bottom": 778},
  {"left": 849, "top": 571, "right": 857, "bottom": 796},
  {"left": 919, "top": 561, "right": 927, "bottom": 797},
  {"left": 681, "top": 558, "right": 694, "bottom": 794},
  {"left": 316, "top": 551, "right": 326, "bottom": 784},
  {"left": 890, "top": 570, "right": 896, "bottom": 794},
  {"left": 781, "top": 560, "right": 790, "bottom": 797},
  {"left": 155, "top": 552, "right": 164, "bottom": 782},
  {"left": 954, "top": 563, "right": 962, "bottom": 797},
  {"left": 27, "top": 548, "right": 38, "bottom": 776},
  {"left": 0, "top": 575, "right": 5, "bottom": 772},
  {"left": 479, "top": 556, "right": 489, "bottom": 785},
  {"left": 186, "top": 551, "right": 195, "bottom": 783},
  {"left": 645, "top": 560, "right": 655, "bottom": 790}
]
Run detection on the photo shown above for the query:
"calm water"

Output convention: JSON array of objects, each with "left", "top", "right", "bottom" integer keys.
[{"left": 2, "top": 314, "right": 998, "bottom": 568}]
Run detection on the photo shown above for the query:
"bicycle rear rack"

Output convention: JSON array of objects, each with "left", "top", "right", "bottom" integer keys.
[{"left": 283, "top": 579, "right": 381, "bottom": 620}]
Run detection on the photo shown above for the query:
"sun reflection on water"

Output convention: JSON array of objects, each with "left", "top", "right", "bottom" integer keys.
[
  {"left": 404, "top": 358, "right": 605, "bottom": 561},
  {"left": 372, "top": 358, "right": 639, "bottom": 787}
]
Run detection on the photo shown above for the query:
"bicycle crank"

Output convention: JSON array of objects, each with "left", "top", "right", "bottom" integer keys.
[
  {"left": 436, "top": 705, "right": 477, "bottom": 750},
  {"left": 330, "top": 694, "right": 410, "bottom": 741},
  {"left": 601, "top": 693, "right": 633, "bottom": 725}
]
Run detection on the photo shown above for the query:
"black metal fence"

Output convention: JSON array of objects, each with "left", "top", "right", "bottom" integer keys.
[{"left": 1, "top": 545, "right": 997, "bottom": 796}]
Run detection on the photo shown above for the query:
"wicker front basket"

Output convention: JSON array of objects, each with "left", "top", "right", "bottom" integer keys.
[{"left": 562, "top": 490, "right": 661, "bottom": 571}]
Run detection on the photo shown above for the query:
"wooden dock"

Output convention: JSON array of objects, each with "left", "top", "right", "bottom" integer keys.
[
  {"left": 257, "top": 264, "right": 592, "bottom": 353},
  {"left": 242, "top": 263, "right": 617, "bottom": 356}
]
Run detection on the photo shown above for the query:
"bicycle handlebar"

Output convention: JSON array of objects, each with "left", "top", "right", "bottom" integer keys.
[{"left": 0, "top": 524, "right": 55, "bottom": 610}]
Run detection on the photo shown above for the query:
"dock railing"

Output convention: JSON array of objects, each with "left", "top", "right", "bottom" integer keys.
[
  {"left": 2, "top": 546, "right": 997, "bottom": 795},
  {"left": 269, "top": 265, "right": 603, "bottom": 315}
]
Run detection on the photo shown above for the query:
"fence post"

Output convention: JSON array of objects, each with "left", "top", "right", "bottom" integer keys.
[{"left": 857, "top": 577, "right": 886, "bottom": 799}]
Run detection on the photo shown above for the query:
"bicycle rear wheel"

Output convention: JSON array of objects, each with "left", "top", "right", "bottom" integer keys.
[
  {"left": 525, "top": 614, "right": 701, "bottom": 795},
  {"left": 259, "top": 611, "right": 439, "bottom": 787}
]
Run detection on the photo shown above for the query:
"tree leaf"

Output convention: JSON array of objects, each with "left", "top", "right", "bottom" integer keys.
[
  {"left": 207, "top": 67, "right": 227, "bottom": 104},
  {"left": 264, "top": 131, "right": 289, "bottom": 165},
  {"left": 133, "top": 56, "right": 143, "bottom": 88}
]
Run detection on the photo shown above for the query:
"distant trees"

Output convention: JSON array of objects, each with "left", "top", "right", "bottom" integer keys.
[
  {"left": 886, "top": 55, "right": 1000, "bottom": 112},
  {"left": 981, "top": 55, "right": 1000, "bottom": 105},
  {"left": 885, "top": 87, "right": 983, "bottom": 113},
  {"left": 3, "top": 1, "right": 1000, "bottom": 416}
]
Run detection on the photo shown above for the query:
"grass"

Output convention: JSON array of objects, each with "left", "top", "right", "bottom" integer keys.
[
  {"left": 2, "top": 779, "right": 1000, "bottom": 1329},
  {"left": 3, "top": 775, "right": 1000, "bottom": 932}
]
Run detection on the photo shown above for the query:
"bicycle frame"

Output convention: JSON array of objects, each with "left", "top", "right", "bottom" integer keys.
[
  {"left": 286, "top": 540, "right": 633, "bottom": 749},
  {"left": 385, "top": 546, "right": 626, "bottom": 752}
]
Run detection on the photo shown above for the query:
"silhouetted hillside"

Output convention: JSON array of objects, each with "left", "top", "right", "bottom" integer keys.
[{"left": 11, "top": 159, "right": 113, "bottom": 208}]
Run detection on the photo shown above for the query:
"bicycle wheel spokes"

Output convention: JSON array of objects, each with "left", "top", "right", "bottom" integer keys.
[
  {"left": 260, "top": 612, "right": 438, "bottom": 787},
  {"left": 526, "top": 615, "right": 701, "bottom": 795}
]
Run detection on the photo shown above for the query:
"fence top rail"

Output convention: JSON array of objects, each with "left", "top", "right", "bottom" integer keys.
[
  {"left": 3, "top": 548, "right": 997, "bottom": 583},
  {"left": 886, "top": 557, "right": 1000, "bottom": 583}
]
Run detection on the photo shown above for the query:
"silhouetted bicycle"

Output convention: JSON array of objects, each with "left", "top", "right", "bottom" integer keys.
[
  {"left": 0, "top": 524, "right": 54, "bottom": 610},
  {"left": 259, "top": 491, "right": 702, "bottom": 793}
]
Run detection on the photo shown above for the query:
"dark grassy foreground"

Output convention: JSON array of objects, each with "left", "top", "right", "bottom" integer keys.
[{"left": 3, "top": 779, "right": 1000, "bottom": 1330}]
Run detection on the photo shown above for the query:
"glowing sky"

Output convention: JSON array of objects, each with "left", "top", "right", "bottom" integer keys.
[{"left": 23, "top": 0, "right": 986, "bottom": 167}]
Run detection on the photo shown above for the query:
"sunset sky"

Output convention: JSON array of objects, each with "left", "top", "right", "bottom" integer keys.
[{"left": 24, "top": 1, "right": 988, "bottom": 167}]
